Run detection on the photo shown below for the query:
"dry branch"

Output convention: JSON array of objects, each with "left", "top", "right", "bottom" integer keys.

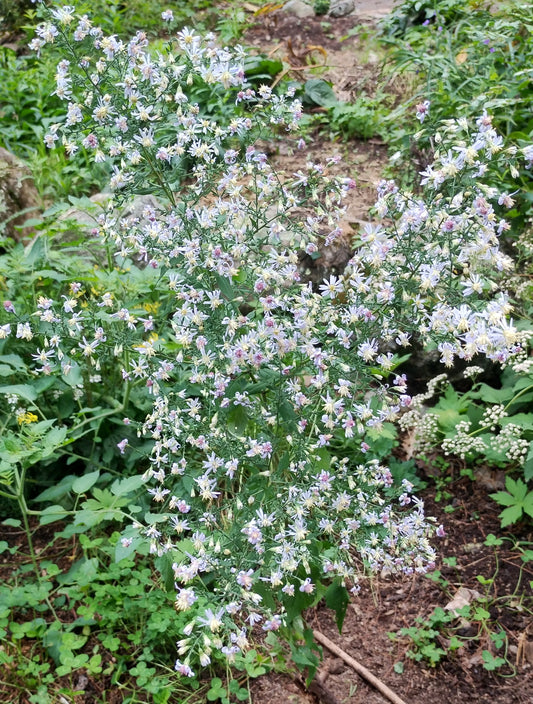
[{"left": 313, "top": 630, "right": 408, "bottom": 704}]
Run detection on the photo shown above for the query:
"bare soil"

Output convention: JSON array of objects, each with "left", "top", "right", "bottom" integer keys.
[{"left": 251, "top": 477, "right": 533, "bottom": 704}]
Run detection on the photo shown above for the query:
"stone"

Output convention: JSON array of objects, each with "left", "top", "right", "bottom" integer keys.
[
  {"left": 282, "top": 0, "right": 315, "bottom": 19},
  {"left": 329, "top": 0, "right": 355, "bottom": 17},
  {"left": 0, "top": 147, "right": 41, "bottom": 241}
]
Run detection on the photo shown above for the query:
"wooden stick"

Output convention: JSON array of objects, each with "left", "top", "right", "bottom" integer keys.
[{"left": 313, "top": 630, "right": 409, "bottom": 704}]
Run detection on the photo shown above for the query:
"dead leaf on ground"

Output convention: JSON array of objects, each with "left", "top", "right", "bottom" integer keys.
[
  {"left": 444, "top": 587, "right": 482, "bottom": 618},
  {"left": 516, "top": 632, "right": 533, "bottom": 667}
]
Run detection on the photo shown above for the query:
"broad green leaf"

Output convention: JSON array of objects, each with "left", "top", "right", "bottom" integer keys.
[
  {"left": 469, "top": 383, "right": 514, "bottom": 404},
  {"left": 110, "top": 474, "right": 145, "bottom": 496},
  {"left": 57, "top": 557, "right": 99, "bottom": 586},
  {"left": 244, "top": 56, "right": 283, "bottom": 78},
  {"left": 505, "top": 476, "right": 527, "bottom": 501},
  {"left": 43, "top": 426, "right": 68, "bottom": 448},
  {"left": 0, "top": 354, "right": 26, "bottom": 371},
  {"left": 523, "top": 492, "right": 533, "bottom": 518},
  {"left": 489, "top": 491, "right": 516, "bottom": 507},
  {"left": 39, "top": 505, "right": 69, "bottom": 525},
  {"left": 34, "top": 475, "right": 76, "bottom": 502},
  {"left": 501, "top": 414, "right": 533, "bottom": 431},
  {"left": 325, "top": 581, "right": 349, "bottom": 633},
  {"left": 0, "top": 384, "right": 37, "bottom": 402},
  {"left": 72, "top": 470, "right": 100, "bottom": 495},
  {"left": 304, "top": 79, "right": 338, "bottom": 107}
]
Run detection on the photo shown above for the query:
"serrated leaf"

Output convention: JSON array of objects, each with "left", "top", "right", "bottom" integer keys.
[
  {"left": 505, "top": 476, "right": 527, "bottom": 501},
  {"left": 489, "top": 490, "right": 515, "bottom": 507},
  {"left": 499, "top": 504, "right": 523, "bottom": 527},
  {"left": 523, "top": 492, "right": 533, "bottom": 518}
]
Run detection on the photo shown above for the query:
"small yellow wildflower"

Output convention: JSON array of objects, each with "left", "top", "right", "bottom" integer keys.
[{"left": 17, "top": 412, "right": 38, "bottom": 425}]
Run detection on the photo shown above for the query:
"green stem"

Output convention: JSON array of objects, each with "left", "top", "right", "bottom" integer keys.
[{"left": 16, "top": 483, "right": 40, "bottom": 580}]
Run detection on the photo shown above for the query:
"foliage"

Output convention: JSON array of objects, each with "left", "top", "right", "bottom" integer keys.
[
  {"left": 8, "top": 2, "right": 530, "bottom": 680},
  {"left": 0, "top": 210, "right": 176, "bottom": 524},
  {"left": 0, "top": 0, "right": 35, "bottom": 32},
  {"left": 380, "top": 0, "right": 533, "bottom": 227},
  {"left": 1, "top": 0, "right": 533, "bottom": 698},
  {"left": 0, "top": 47, "right": 107, "bottom": 199},
  {"left": 381, "top": 0, "right": 466, "bottom": 36},
  {"left": 399, "top": 352, "right": 533, "bottom": 525},
  {"left": 490, "top": 477, "right": 533, "bottom": 527},
  {"left": 302, "top": 78, "right": 390, "bottom": 141},
  {"left": 313, "top": 0, "right": 331, "bottom": 16},
  {"left": 390, "top": 535, "right": 532, "bottom": 673},
  {"left": 0, "top": 513, "right": 211, "bottom": 702}
]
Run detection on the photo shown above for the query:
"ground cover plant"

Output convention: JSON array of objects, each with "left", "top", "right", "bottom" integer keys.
[{"left": 1, "top": 2, "right": 533, "bottom": 703}]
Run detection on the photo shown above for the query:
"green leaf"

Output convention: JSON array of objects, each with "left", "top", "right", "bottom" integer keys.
[
  {"left": 110, "top": 474, "right": 145, "bottom": 496},
  {"left": 482, "top": 650, "right": 506, "bottom": 671},
  {"left": 0, "top": 354, "right": 26, "bottom": 372},
  {"left": 484, "top": 534, "right": 503, "bottom": 547},
  {"left": 469, "top": 383, "right": 514, "bottom": 404},
  {"left": 499, "top": 504, "right": 523, "bottom": 527},
  {"left": 114, "top": 531, "right": 141, "bottom": 563},
  {"left": 473, "top": 607, "right": 490, "bottom": 621},
  {"left": 501, "top": 414, "right": 533, "bottom": 431},
  {"left": 72, "top": 470, "right": 100, "bottom": 495},
  {"left": 39, "top": 505, "right": 69, "bottom": 525},
  {"left": 489, "top": 491, "right": 516, "bottom": 507},
  {"left": 325, "top": 581, "right": 349, "bottom": 634},
  {"left": 0, "top": 384, "right": 37, "bottom": 402},
  {"left": 524, "top": 441, "right": 533, "bottom": 481},
  {"left": 523, "top": 491, "right": 533, "bottom": 518},
  {"left": 506, "top": 476, "right": 528, "bottom": 501},
  {"left": 304, "top": 79, "right": 338, "bottom": 107},
  {"left": 34, "top": 475, "right": 76, "bottom": 502},
  {"left": 57, "top": 557, "right": 98, "bottom": 587},
  {"left": 244, "top": 56, "right": 283, "bottom": 78}
]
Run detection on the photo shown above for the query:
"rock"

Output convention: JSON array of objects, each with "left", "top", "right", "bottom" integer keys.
[
  {"left": 329, "top": 0, "right": 355, "bottom": 17},
  {"left": 282, "top": 0, "right": 315, "bottom": 19},
  {"left": 0, "top": 147, "right": 41, "bottom": 241}
]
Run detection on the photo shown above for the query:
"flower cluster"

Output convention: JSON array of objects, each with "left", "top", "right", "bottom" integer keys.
[
  {"left": 13, "top": 2, "right": 533, "bottom": 674},
  {"left": 441, "top": 420, "right": 488, "bottom": 460}
]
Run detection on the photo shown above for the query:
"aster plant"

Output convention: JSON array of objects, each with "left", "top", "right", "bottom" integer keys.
[{"left": 11, "top": 1, "right": 532, "bottom": 674}]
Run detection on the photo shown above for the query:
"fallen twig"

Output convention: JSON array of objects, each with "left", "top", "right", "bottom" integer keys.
[{"left": 312, "top": 630, "right": 408, "bottom": 704}]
